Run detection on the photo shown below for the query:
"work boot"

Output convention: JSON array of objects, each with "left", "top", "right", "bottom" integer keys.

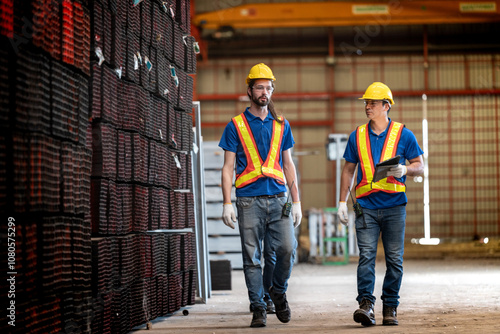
[
  {"left": 264, "top": 295, "right": 276, "bottom": 314},
  {"left": 249, "top": 297, "right": 275, "bottom": 314},
  {"left": 250, "top": 307, "right": 267, "bottom": 327},
  {"left": 353, "top": 299, "right": 376, "bottom": 327},
  {"left": 269, "top": 286, "right": 291, "bottom": 323},
  {"left": 382, "top": 305, "right": 398, "bottom": 326}
]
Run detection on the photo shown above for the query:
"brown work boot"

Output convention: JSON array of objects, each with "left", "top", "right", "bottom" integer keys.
[
  {"left": 250, "top": 307, "right": 267, "bottom": 327},
  {"left": 382, "top": 305, "right": 398, "bottom": 326},
  {"left": 353, "top": 299, "right": 376, "bottom": 327}
]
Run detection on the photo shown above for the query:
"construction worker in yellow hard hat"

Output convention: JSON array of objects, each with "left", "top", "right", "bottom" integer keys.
[
  {"left": 338, "top": 82, "right": 424, "bottom": 327},
  {"left": 219, "top": 63, "right": 301, "bottom": 327},
  {"left": 244, "top": 63, "right": 282, "bottom": 125}
]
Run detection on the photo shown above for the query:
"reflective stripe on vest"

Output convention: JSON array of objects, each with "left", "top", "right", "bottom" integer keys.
[
  {"left": 232, "top": 113, "right": 285, "bottom": 188},
  {"left": 355, "top": 121, "right": 406, "bottom": 198}
]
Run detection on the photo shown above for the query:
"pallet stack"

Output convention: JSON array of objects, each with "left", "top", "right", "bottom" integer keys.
[
  {"left": 0, "top": 1, "right": 92, "bottom": 333},
  {"left": 89, "top": 0, "right": 197, "bottom": 332},
  {"left": 0, "top": 0, "right": 197, "bottom": 333}
]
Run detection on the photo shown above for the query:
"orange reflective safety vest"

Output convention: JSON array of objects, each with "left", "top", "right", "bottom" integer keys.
[
  {"left": 232, "top": 113, "right": 286, "bottom": 188},
  {"left": 355, "top": 121, "right": 406, "bottom": 198}
]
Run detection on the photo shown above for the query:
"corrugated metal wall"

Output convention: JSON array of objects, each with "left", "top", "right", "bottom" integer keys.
[{"left": 197, "top": 53, "right": 500, "bottom": 241}]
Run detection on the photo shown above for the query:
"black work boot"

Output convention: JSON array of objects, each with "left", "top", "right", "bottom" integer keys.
[
  {"left": 382, "top": 305, "right": 398, "bottom": 326},
  {"left": 269, "top": 286, "right": 291, "bottom": 323},
  {"left": 249, "top": 297, "right": 276, "bottom": 314},
  {"left": 264, "top": 295, "right": 276, "bottom": 314},
  {"left": 250, "top": 307, "right": 267, "bottom": 327},
  {"left": 353, "top": 299, "right": 376, "bottom": 327}
]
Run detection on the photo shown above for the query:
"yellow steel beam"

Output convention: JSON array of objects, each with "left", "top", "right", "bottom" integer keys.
[{"left": 193, "top": 1, "right": 500, "bottom": 29}]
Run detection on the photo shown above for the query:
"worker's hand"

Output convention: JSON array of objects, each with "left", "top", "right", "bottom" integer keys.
[
  {"left": 222, "top": 204, "right": 236, "bottom": 229},
  {"left": 387, "top": 164, "right": 407, "bottom": 178},
  {"left": 338, "top": 201, "right": 348, "bottom": 226},
  {"left": 292, "top": 202, "right": 302, "bottom": 228}
]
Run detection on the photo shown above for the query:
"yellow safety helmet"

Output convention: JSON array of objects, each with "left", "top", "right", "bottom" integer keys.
[
  {"left": 359, "top": 82, "right": 395, "bottom": 105},
  {"left": 246, "top": 63, "right": 276, "bottom": 86}
]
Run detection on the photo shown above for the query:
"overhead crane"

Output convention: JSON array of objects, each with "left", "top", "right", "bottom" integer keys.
[
  {"left": 194, "top": 1, "right": 500, "bottom": 30},
  {"left": 192, "top": 1, "right": 500, "bottom": 121}
]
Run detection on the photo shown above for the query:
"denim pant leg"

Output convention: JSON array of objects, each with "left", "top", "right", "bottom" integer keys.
[
  {"left": 355, "top": 207, "right": 380, "bottom": 304},
  {"left": 263, "top": 235, "right": 276, "bottom": 298},
  {"left": 380, "top": 205, "right": 406, "bottom": 308},
  {"left": 267, "top": 197, "right": 297, "bottom": 294},
  {"left": 237, "top": 197, "right": 267, "bottom": 309}
]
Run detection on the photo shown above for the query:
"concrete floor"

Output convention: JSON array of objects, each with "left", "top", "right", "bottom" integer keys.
[{"left": 135, "top": 242, "right": 500, "bottom": 334}]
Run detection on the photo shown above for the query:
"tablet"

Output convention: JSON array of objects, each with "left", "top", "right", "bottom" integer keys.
[{"left": 373, "top": 155, "right": 401, "bottom": 182}]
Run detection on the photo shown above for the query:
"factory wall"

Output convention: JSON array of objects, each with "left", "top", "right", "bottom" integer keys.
[{"left": 197, "top": 53, "right": 500, "bottom": 241}]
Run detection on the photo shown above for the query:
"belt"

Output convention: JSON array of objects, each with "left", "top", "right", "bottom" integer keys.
[{"left": 255, "top": 192, "right": 286, "bottom": 198}]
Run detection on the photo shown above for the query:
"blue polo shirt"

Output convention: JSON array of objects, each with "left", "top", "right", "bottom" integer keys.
[
  {"left": 219, "top": 108, "right": 295, "bottom": 197},
  {"left": 343, "top": 119, "right": 424, "bottom": 209}
]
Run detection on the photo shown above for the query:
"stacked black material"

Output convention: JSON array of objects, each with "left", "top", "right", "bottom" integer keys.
[
  {"left": 88, "top": 1, "right": 197, "bottom": 331},
  {"left": 150, "top": 187, "right": 171, "bottom": 230},
  {"left": 1, "top": 0, "right": 197, "bottom": 332},
  {"left": 89, "top": 0, "right": 197, "bottom": 228},
  {"left": 175, "top": 0, "right": 190, "bottom": 35},
  {"left": 171, "top": 191, "right": 197, "bottom": 229},
  {"left": 184, "top": 35, "right": 197, "bottom": 74},
  {"left": 0, "top": 1, "right": 92, "bottom": 333},
  {"left": 90, "top": 232, "right": 197, "bottom": 332},
  {"left": 30, "top": 0, "right": 91, "bottom": 75}
]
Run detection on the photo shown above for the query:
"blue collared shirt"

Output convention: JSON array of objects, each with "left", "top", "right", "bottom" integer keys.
[
  {"left": 219, "top": 108, "right": 295, "bottom": 197},
  {"left": 343, "top": 119, "right": 424, "bottom": 209}
]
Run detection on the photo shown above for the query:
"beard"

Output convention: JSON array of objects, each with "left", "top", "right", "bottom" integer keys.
[{"left": 251, "top": 92, "right": 270, "bottom": 107}]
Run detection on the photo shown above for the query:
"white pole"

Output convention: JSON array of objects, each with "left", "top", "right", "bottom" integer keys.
[
  {"left": 336, "top": 136, "right": 341, "bottom": 206},
  {"left": 422, "top": 94, "right": 430, "bottom": 239},
  {"left": 419, "top": 94, "right": 440, "bottom": 245}
]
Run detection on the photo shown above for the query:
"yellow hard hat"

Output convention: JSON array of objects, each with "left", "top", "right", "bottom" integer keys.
[
  {"left": 246, "top": 63, "right": 276, "bottom": 85},
  {"left": 359, "top": 82, "right": 395, "bottom": 105}
]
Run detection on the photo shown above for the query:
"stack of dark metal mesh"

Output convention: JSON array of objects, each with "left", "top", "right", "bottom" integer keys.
[
  {"left": 1, "top": 1, "right": 93, "bottom": 332},
  {"left": 0, "top": 0, "right": 198, "bottom": 332}
]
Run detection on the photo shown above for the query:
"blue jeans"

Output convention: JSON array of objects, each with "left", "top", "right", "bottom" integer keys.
[
  {"left": 236, "top": 196, "right": 296, "bottom": 310},
  {"left": 263, "top": 240, "right": 276, "bottom": 299},
  {"left": 355, "top": 205, "right": 406, "bottom": 308}
]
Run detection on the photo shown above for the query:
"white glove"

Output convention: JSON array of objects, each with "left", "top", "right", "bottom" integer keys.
[
  {"left": 338, "top": 201, "right": 348, "bottom": 226},
  {"left": 387, "top": 164, "right": 407, "bottom": 178},
  {"left": 292, "top": 202, "right": 302, "bottom": 228},
  {"left": 222, "top": 204, "right": 236, "bottom": 229}
]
